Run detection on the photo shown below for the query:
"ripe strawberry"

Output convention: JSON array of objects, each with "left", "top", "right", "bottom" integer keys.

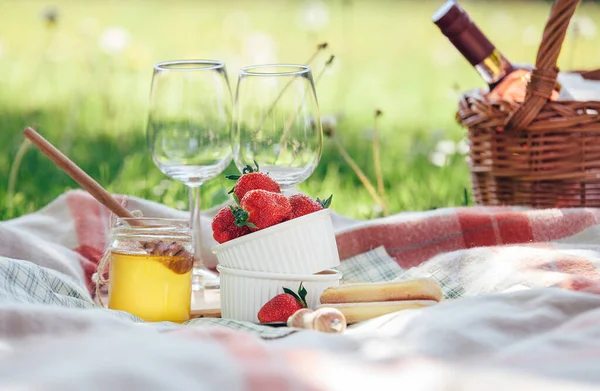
[
  {"left": 258, "top": 283, "right": 308, "bottom": 323},
  {"left": 211, "top": 206, "right": 252, "bottom": 244},
  {"left": 226, "top": 161, "right": 280, "bottom": 201},
  {"left": 234, "top": 189, "right": 292, "bottom": 230},
  {"left": 289, "top": 194, "right": 333, "bottom": 219}
]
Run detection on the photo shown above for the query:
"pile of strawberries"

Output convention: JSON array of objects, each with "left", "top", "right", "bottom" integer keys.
[{"left": 211, "top": 162, "right": 332, "bottom": 244}]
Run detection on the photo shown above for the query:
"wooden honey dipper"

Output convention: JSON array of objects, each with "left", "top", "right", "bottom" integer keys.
[
  {"left": 24, "top": 127, "right": 134, "bottom": 220},
  {"left": 23, "top": 127, "right": 193, "bottom": 274}
]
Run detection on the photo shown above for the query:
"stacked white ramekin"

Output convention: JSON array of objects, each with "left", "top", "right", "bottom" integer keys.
[{"left": 213, "top": 209, "right": 342, "bottom": 322}]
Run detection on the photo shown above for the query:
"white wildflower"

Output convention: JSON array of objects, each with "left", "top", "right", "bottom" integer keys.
[
  {"left": 456, "top": 139, "right": 470, "bottom": 155},
  {"left": 99, "top": 27, "right": 131, "bottom": 55},
  {"left": 430, "top": 151, "right": 447, "bottom": 167},
  {"left": 152, "top": 179, "right": 172, "bottom": 197},
  {"left": 152, "top": 185, "right": 166, "bottom": 197},
  {"left": 435, "top": 140, "right": 456, "bottom": 155},
  {"left": 243, "top": 32, "right": 277, "bottom": 64},
  {"left": 298, "top": 0, "right": 330, "bottom": 32},
  {"left": 372, "top": 204, "right": 383, "bottom": 216}
]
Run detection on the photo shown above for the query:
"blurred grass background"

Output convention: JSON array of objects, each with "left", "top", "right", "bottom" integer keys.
[{"left": 1, "top": 0, "right": 599, "bottom": 220}]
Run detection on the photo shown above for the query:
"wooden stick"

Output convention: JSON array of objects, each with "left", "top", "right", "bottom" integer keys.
[
  {"left": 372, "top": 109, "right": 388, "bottom": 216},
  {"left": 24, "top": 128, "right": 194, "bottom": 276},
  {"left": 23, "top": 127, "right": 134, "bottom": 219}
]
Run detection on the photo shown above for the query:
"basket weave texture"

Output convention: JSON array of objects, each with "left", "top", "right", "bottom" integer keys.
[{"left": 457, "top": 0, "right": 600, "bottom": 208}]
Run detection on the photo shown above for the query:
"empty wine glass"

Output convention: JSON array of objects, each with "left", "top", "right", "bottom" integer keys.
[
  {"left": 233, "top": 64, "right": 323, "bottom": 189},
  {"left": 146, "top": 60, "right": 233, "bottom": 290}
]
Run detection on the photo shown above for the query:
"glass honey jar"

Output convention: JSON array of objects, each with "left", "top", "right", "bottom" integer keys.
[{"left": 108, "top": 218, "right": 193, "bottom": 323}]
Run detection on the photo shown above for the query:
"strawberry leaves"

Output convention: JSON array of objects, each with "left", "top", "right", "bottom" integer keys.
[
  {"left": 230, "top": 205, "right": 257, "bottom": 229},
  {"left": 282, "top": 283, "right": 308, "bottom": 308},
  {"left": 244, "top": 160, "right": 260, "bottom": 174},
  {"left": 316, "top": 194, "right": 333, "bottom": 209},
  {"left": 226, "top": 160, "right": 260, "bottom": 182}
]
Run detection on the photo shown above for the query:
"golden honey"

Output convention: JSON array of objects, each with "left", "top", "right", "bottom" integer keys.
[{"left": 108, "top": 251, "right": 192, "bottom": 323}]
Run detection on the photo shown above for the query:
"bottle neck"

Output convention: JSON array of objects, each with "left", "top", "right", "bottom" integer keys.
[
  {"left": 475, "top": 49, "right": 514, "bottom": 88},
  {"left": 433, "top": 1, "right": 514, "bottom": 89}
]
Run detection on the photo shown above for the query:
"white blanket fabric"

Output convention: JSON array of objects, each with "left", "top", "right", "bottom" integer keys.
[
  {"left": 1, "top": 289, "right": 600, "bottom": 390},
  {"left": 2, "top": 191, "right": 600, "bottom": 390}
]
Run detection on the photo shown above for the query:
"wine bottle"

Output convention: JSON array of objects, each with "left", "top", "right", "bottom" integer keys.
[
  {"left": 432, "top": 1, "right": 516, "bottom": 91},
  {"left": 432, "top": 0, "right": 567, "bottom": 102}
]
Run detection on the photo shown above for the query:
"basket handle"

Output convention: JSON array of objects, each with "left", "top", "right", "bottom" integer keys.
[{"left": 504, "top": 0, "right": 580, "bottom": 132}]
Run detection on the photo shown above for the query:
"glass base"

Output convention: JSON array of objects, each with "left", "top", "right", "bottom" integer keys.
[{"left": 192, "top": 266, "right": 220, "bottom": 291}]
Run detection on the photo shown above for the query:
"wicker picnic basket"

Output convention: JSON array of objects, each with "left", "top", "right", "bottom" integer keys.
[{"left": 457, "top": 0, "right": 600, "bottom": 208}]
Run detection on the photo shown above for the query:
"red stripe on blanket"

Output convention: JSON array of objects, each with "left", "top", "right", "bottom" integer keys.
[
  {"left": 336, "top": 214, "right": 465, "bottom": 269},
  {"left": 538, "top": 257, "right": 600, "bottom": 289},
  {"left": 457, "top": 211, "right": 497, "bottom": 247},
  {"left": 336, "top": 208, "right": 600, "bottom": 271},
  {"left": 457, "top": 210, "right": 535, "bottom": 246},
  {"left": 558, "top": 277, "right": 600, "bottom": 294},
  {"left": 553, "top": 258, "right": 600, "bottom": 277},
  {"left": 530, "top": 209, "right": 600, "bottom": 242},
  {"left": 67, "top": 190, "right": 116, "bottom": 293},
  {"left": 74, "top": 245, "right": 104, "bottom": 291},
  {"left": 496, "top": 212, "right": 534, "bottom": 244}
]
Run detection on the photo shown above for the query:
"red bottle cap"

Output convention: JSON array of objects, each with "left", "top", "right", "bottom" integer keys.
[{"left": 433, "top": 1, "right": 495, "bottom": 66}]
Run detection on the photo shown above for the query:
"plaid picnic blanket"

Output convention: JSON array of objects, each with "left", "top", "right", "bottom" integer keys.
[{"left": 3, "top": 190, "right": 600, "bottom": 389}]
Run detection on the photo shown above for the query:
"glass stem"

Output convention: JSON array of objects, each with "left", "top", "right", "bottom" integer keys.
[{"left": 189, "top": 184, "right": 202, "bottom": 269}]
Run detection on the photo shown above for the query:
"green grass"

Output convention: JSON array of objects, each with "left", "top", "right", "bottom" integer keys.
[{"left": 1, "top": 0, "right": 600, "bottom": 220}]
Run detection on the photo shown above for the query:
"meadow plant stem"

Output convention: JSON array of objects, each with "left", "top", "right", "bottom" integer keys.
[
  {"left": 274, "top": 55, "right": 335, "bottom": 164},
  {"left": 372, "top": 109, "right": 388, "bottom": 215},
  {"left": 255, "top": 43, "right": 328, "bottom": 134},
  {"left": 305, "top": 42, "right": 329, "bottom": 65},
  {"left": 7, "top": 138, "right": 31, "bottom": 217},
  {"left": 331, "top": 136, "right": 386, "bottom": 211},
  {"left": 315, "top": 55, "right": 334, "bottom": 84}
]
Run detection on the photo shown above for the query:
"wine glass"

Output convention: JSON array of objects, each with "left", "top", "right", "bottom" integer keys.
[
  {"left": 146, "top": 60, "right": 233, "bottom": 290},
  {"left": 233, "top": 64, "right": 323, "bottom": 189}
]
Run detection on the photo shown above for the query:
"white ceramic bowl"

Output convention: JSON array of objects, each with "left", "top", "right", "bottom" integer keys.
[
  {"left": 217, "top": 265, "right": 342, "bottom": 323},
  {"left": 212, "top": 209, "right": 340, "bottom": 275}
]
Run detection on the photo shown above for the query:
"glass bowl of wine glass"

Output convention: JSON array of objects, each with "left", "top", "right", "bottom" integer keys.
[{"left": 233, "top": 64, "right": 323, "bottom": 189}]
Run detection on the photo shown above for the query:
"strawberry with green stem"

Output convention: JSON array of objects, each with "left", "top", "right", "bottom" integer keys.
[
  {"left": 232, "top": 189, "right": 292, "bottom": 230},
  {"left": 258, "top": 283, "right": 308, "bottom": 323},
  {"left": 211, "top": 206, "right": 252, "bottom": 243},
  {"left": 289, "top": 194, "right": 333, "bottom": 219},
  {"left": 226, "top": 160, "right": 281, "bottom": 201}
]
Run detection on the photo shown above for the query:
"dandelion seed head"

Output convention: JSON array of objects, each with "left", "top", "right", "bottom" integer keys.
[
  {"left": 298, "top": 1, "right": 330, "bottom": 32},
  {"left": 430, "top": 151, "right": 447, "bottom": 167},
  {"left": 99, "top": 27, "right": 131, "bottom": 55},
  {"left": 435, "top": 140, "right": 456, "bottom": 155}
]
